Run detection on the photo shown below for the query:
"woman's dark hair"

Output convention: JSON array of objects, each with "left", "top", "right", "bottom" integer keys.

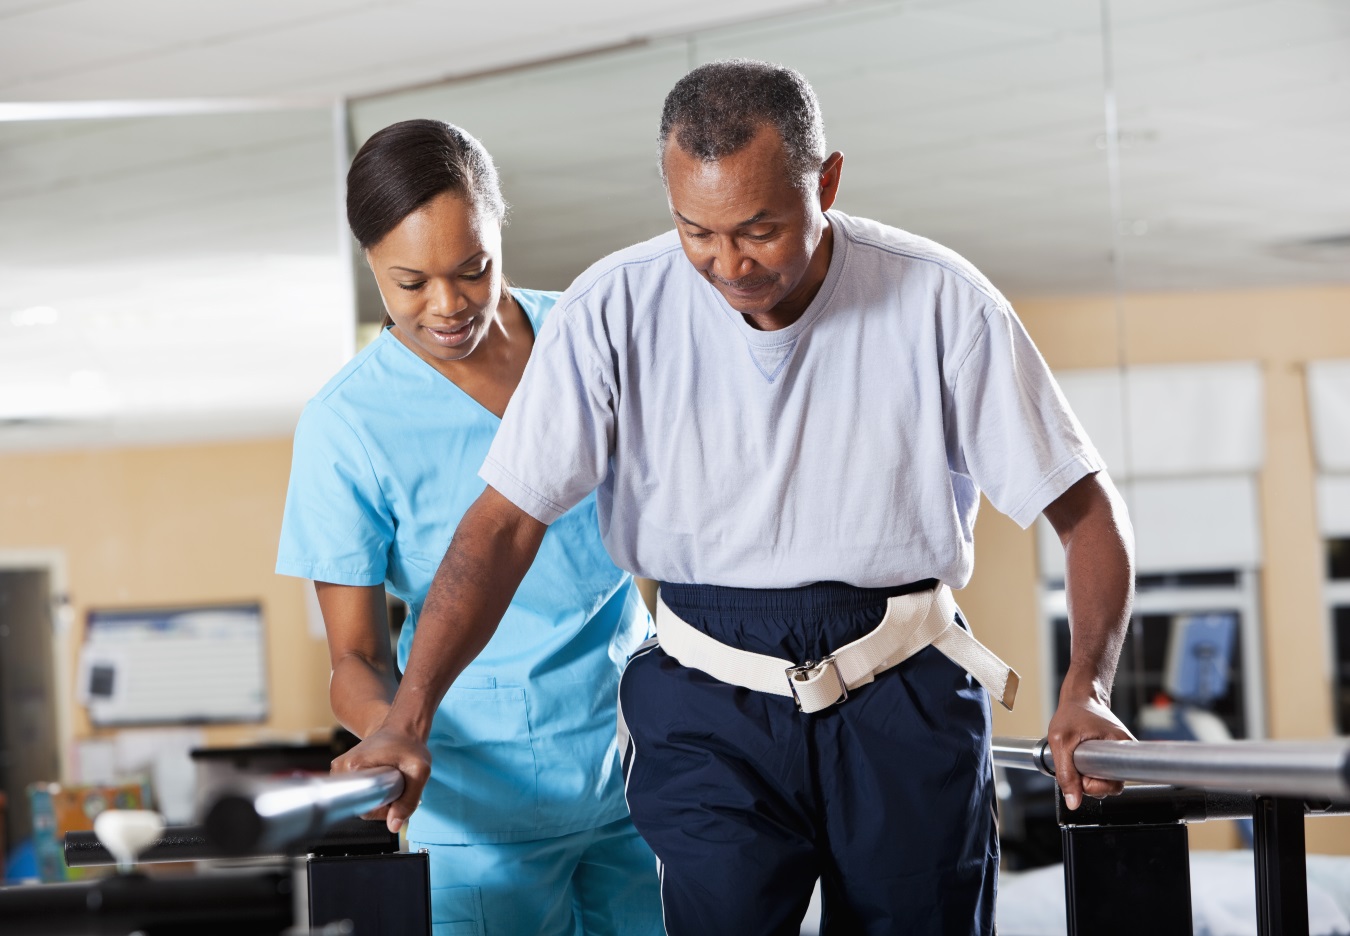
[{"left": 346, "top": 118, "right": 507, "bottom": 251}]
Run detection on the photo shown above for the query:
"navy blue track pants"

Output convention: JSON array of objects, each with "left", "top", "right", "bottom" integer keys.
[{"left": 618, "top": 580, "right": 998, "bottom": 936}]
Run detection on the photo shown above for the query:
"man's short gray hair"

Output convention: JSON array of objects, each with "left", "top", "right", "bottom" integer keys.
[{"left": 658, "top": 59, "right": 826, "bottom": 189}]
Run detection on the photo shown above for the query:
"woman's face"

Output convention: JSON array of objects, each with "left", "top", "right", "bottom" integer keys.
[{"left": 366, "top": 191, "right": 503, "bottom": 367}]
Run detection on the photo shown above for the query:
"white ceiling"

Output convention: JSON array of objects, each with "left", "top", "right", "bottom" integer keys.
[
  {"left": 1, "top": 0, "right": 1348, "bottom": 451},
  {"left": 0, "top": 0, "right": 822, "bottom": 101},
  {"left": 352, "top": 0, "right": 1350, "bottom": 295}
]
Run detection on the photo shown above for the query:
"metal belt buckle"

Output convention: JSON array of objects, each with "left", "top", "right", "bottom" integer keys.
[{"left": 786, "top": 654, "right": 848, "bottom": 712}]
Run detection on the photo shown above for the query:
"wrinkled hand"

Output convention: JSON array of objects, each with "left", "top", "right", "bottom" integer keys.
[
  {"left": 1047, "top": 687, "right": 1136, "bottom": 811},
  {"left": 331, "top": 724, "right": 432, "bottom": 834}
]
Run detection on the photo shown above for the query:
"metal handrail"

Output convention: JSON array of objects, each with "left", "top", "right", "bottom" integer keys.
[
  {"left": 201, "top": 768, "right": 403, "bottom": 856},
  {"left": 992, "top": 736, "right": 1350, "bottom": 801}
]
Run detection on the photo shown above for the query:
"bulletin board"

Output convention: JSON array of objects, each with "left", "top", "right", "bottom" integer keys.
[{"left": 77, "top": 603, "right": 269, "bottom": 726}]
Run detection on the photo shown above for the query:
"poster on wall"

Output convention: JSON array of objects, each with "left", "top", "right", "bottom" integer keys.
[{"left": 76, "top": 603, "right": 268, "bottom": 726}]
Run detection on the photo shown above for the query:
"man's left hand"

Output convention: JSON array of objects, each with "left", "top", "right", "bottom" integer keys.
[{"left": 1047, "top": 680, "right": 1136, "bottom": 810}]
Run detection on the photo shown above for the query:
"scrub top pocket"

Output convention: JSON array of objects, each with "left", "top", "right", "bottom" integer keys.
[{"left": 423, "top": 682, "right": 540, "bottom": 835}]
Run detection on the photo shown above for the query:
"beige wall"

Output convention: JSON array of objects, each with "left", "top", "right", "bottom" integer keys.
[
  {"left": 959, "top": 284, "right": 1350, "bottom": 853},
  {"left": 0, "top": 437, "right": 332, "bottom": 755},
  {"left": 2, "top": 283, "right": 1345, "bottom": 850}
]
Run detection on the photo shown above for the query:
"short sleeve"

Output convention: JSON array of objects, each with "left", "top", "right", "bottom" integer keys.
[
  {"left": 480, "top": 303, "right": 616, "bottom": 524},
  {"left": 276, "top": 399, "right": 394, "bottom": 584},
  {"left": 949, "top": 304, "right": 1104, "bottom": 528}
]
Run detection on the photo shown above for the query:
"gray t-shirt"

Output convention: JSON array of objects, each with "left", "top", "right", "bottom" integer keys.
[{"left": 482, "top": 210, "right": 1102, "bottom": 589}]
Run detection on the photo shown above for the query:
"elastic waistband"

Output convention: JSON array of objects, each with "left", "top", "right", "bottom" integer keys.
[{"left": 658, "top": 579, "right": 940, "bottom": 617}]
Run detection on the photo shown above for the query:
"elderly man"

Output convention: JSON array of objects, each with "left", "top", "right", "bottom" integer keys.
[{"left": 339, "top": 59, "right": 1134, "bottom": 934}]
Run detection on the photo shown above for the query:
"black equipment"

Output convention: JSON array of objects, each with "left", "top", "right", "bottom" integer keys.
[{"left": 0, "top": 768, "right": 429, "bottom": 936}]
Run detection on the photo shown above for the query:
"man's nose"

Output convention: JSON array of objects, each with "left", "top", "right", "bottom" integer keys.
[{"left": 710, "top": 239, "right": 754, "bottom": 282}]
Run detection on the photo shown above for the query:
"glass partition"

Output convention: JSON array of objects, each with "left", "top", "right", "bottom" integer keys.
[
  {"left": 0, "top": 107, "right": 350, "bottom": 447},
  {"left": 349, "top": 2, "right": 1116, "bottom": 313}
]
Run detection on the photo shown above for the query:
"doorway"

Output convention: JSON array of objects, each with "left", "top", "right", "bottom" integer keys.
[{"left": 0, "top": 567, "right": 62, "bottom": 858}]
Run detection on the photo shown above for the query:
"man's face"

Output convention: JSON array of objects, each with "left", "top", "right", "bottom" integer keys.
[{"left": 663, "top": 124, "right": 840, "bottom": 328}]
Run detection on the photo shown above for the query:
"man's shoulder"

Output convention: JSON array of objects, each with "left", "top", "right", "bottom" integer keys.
[
  {"left": 832, "top": 211, "right": 1008, "bottom": 310},
  {"left": 559, "top": 230, "right": 686, "bottom": 311}
]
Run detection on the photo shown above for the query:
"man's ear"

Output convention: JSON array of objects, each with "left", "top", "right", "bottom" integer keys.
[{"left": 819, "top": 151, "right": 844, "bottom": 211}]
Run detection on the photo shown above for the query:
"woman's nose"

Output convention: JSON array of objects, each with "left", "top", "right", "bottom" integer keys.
[{"left": 426, "top": 280, "right": 465, "bottom": 317}]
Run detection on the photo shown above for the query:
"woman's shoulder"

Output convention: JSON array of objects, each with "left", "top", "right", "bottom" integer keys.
[
  {"left": 510, "top": 287, "right": 563, "bottom": 330},
  {"left": 302, "top": 329, "right": 425, "bottom": 431}
]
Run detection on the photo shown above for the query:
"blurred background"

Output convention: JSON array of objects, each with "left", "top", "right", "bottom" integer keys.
[{"left": 1, "top": 0, "right": 1348, "bottom": 899}]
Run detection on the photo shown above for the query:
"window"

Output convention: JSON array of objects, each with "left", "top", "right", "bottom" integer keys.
[
  {"left": 1326, "top": 537, "right": 1350, "bottom": 734},
  {"left": 1043, "top": 570, "right": 1263, "bottom": 739}
]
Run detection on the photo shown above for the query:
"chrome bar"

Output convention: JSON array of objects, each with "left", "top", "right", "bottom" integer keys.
[
  {"left": 201, "top": 768, "right": 403, "bottom": 856},
  {"left": 992, "top": 736, "right": 1350, "bottom": 801},
  {"left": 991, "top": 736, "right": 1055, "bottom": 777}
]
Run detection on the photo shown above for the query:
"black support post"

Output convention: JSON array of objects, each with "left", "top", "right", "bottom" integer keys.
[
  {"left": 1253, "top": 796, "right": 1309, "bottom": 936},
  {"left": 1061, "top": 821, "right": 1193, "bottom": 936}
]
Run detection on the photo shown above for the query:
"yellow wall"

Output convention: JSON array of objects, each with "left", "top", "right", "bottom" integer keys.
[
  {"left": 0, "top": 437, "right": 332, "bottom": 753},
  {"left": 958, "top": 284, "right": 1350, "bottom": 853}
]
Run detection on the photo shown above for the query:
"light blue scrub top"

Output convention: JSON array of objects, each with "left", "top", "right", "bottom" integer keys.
[{"left": 277, "top": 289, "right": 652, "bottom": 844}]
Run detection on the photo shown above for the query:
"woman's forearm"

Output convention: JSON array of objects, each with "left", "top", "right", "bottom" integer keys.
[{"left": 330, "top": 652, "right": 399, "bottom": 739}]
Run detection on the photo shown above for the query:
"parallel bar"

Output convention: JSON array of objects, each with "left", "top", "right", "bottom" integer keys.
[
  {"left": 202, "top": 768, "right": 403, "bottom": 856},
  {"left": 992, "top": 736, "right": 1350, "bottom": 801},
  {"left": 1254, "top": 797, "right": 1309, "bottom": 936}
]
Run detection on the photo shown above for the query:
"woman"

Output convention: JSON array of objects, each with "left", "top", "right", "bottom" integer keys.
[{"left": 277, "top": 119, "right": 661, "bottom": 935}]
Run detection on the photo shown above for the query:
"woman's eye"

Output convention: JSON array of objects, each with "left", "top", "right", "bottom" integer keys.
[
  {"left": 463, "top": 267, "right": 489, "bottom": 281},
  {"left": 396, "top": 282, "right": 424, "bottom": 292}
]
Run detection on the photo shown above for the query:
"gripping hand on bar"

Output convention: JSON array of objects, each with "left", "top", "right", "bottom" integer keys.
[{"left": 330, "top": 727, "right": 432, "bottom": 832}]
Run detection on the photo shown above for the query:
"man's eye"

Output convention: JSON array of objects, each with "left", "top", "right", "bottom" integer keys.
[{"left": 686, "top": 231, "right": 712, "bottom": 240}]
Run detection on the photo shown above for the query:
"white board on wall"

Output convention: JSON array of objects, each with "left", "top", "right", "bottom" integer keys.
[
  {"left": 77, "top": 603, "right": 268, "bottom": 726},
  {"left": 1308, "top": 361, "right": 1350, "bottom": 473},
  {"left": 1053, "top": 362, "right": 1264, "bottom": 479},
  {"left": 1318, "top": 475, "right": 1350, "bottom": 538},
  {"left": 1037, "top": 476, "right": 1263, "bottom": 578},
  {"left": 1126, "top": 362, "right": 1264, "bottom": 478}
]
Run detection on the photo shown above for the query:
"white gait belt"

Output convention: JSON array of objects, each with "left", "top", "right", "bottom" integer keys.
[{"left": 655, "top": 584, "right": 1019, "bottom": 714}]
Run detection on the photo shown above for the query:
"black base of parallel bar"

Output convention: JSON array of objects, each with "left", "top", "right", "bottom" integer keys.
[
  {"left": 64, "top": 816, "right": 399, "bottom": 867},
  {"left": 1054, "top": 785, "right": 1339, "bottom": 936},
  {"left": 1254, "top": 797, "right": 1309, "bottom": 936},
  {"left": 308, "top": 851, "right": 431, "bottom": 936},
  {"left": 1062, "top": 819, "right": 1193, "bottom": 936},
  {"left": 0, "top": 870, "right": 293, "bottom": 936}
]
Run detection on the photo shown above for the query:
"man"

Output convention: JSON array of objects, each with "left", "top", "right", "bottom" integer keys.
[{"left": 338, "top": 60, "right": 1135, "bottom": 934}]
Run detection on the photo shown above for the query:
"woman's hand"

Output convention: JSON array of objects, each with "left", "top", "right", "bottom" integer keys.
[{"left": 331, "top": 724, "right": 432, "bottom": 833}]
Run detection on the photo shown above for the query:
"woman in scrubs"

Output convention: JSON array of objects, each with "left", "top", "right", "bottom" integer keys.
[{"left": 276, "top": 119, "right": 661, "bottom": 935}]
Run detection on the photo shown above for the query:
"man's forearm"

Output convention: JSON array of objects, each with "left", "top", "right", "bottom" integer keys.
[
  {"left": 1059, "top": 477, "right": 1133, "bottom": 699},
  {"left": 383, "top": 487, "right": 546, "bottom": 739}
]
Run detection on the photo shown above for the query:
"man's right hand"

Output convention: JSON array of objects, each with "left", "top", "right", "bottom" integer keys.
[{"left": 331, "top": 723, "right": 432, "bottom": 834}]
